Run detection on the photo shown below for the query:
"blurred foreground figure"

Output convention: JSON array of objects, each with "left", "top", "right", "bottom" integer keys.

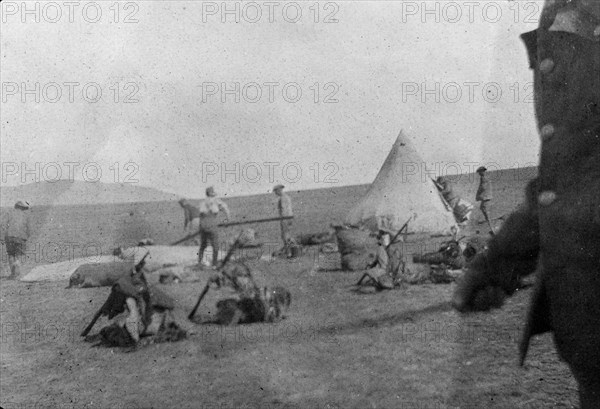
[
  {"left": 4, "top": 201, "right": 31, "bottom": 279},
  {"left": 453, "top": 1, "right": 600, "bottom": 406}
]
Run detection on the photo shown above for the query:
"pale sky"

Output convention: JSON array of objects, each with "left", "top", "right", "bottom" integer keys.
[{"left": 1, "top": 1, "right": 541, "bottom": 198}]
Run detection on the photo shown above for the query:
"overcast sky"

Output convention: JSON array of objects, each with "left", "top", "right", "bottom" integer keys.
[{"left": 1, "top": 1, "right": 541, "bottom": 198}]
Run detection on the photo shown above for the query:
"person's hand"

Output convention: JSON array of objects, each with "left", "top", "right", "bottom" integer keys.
[{"left": 452, "top": 254, "right": 506, "bottom": 312}]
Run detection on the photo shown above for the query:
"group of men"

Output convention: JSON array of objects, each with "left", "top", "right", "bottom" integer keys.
[
  {"left": 178, "top": 184, "right": 294, "bottom": 267},
  {"left": 83, "top": 184, "right": 295, "bottom": 347},
  {"left": 2, "top": 182, "right": 294, "bottom": 281}
]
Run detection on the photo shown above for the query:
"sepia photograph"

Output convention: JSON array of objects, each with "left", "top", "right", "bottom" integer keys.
[{"left": 1, "top": 0, "right": 599, "bottom": 408}]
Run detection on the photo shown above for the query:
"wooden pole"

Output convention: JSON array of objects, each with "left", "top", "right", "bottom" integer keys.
[{"left": 171, "top": 216, "right": 294, "bottom": 245}]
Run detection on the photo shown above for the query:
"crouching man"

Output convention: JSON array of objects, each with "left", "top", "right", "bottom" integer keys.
[
  {"left": 356, "top": 231, "right": 403, "bottom": 290},
  {"left": 209, "top": 263, "right": 292, "bottom": 325},
  {"left": 82, "top": 250, "right": 188, "bottom": 348}
]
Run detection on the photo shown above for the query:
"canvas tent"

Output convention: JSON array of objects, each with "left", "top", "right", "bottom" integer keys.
[{"left": 346, "top": 131, "right": 456, "bottom": 236}]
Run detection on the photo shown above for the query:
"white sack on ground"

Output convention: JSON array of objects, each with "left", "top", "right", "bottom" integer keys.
[{"left": 21, "top": 255, "right": 116, "bottom": 282}]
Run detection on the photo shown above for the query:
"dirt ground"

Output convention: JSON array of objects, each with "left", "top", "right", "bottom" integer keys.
[{"left": 1, "top": 168, "right": 580, "bottom": 408}]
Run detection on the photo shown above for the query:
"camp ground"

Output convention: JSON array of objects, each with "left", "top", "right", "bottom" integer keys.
[{"left": 1, "top": 144, "right": 577, "bottom": 408}]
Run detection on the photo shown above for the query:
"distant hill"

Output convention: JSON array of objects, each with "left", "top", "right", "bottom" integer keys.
[
  {"left": 0, "top": 180, "right": 180, "bottom": 207},
  {"left": 0, "top": 165, "right": 538, "bottom": 208}
]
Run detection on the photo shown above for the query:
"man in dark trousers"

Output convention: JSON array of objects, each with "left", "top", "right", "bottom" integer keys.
[
  {"left": 198, "top": 187, "right": 230, "bottom": 267},
  {"left": 475, "top": 166, "right": 494, "bottom": 233},
  {"left": 273, "top": 184, "right": 293, "bottom": 251},
  {"left": 453, "top": 1, "right": 600, "bottom": 406},
  {"left": 4, "top": 201, "right": 31, "bottom": 279}
]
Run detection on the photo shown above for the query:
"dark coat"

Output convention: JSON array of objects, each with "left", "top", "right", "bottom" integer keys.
[
  {"left": 467, "top": 0, "right": 600, "bottom": 404},
  {"left": 521, "top": 0, "right": 600, "bottom": 383}
]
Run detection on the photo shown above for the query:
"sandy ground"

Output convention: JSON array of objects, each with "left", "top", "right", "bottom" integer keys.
[{"left": 1, "top": 258, "right": 578, "bottom": 408}]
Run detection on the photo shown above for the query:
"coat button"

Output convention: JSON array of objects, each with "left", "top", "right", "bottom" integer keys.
[
  {"left": 538, "top": 191, "right": 557, "bottom": 206},
  {"left": 539, "top": 58, "right": 555, "bottom": 73},
  {"left": 540, "top": 124, "right": 555, "bottom": 140}
]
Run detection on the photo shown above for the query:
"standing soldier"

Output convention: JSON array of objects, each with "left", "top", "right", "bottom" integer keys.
[
  {"left": 475, "top": 166, "right": 494, "bottom": 233},
  {"left": 198, "top": 187, "right": 231, "bottom": 268},
  {"left": 4, "top": 201, "right": 31, "bottom": 279},
  {"left": 178, "top": 198, "right": 201, "bottom": 245},
  {"left": 453, "top": 1, "right": 600, "bottom": 406},
  {"left": 273, "top": 185, "right": 293, "bottom": 251}
]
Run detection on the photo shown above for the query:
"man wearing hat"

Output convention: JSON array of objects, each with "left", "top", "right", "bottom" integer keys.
[
  {"left": 198, "top": 187, "right": 231, "bottom": 267},
  {"left": 475, "top": 166, "right": 493, "bottom": 233},
  {"left": 4, "top": 201, "right": 31, "bottom": 279},
  {"left": 273, "top": 185, "right": 293, "bottom": 251},
  {"left": 454, "top": 0, "right": 600, "bottom": 406}
]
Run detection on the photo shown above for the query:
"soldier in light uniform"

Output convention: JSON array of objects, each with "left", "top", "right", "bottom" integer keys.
[
  {"left": 4, "top": 201, "right": 31, "bottom": 279},
  {"left": 198, "top": 187, "right": 231, "bottom": 267},
  {"left": 273, "top": 184, "right": 293, "bottom": 250},
  {"left": 453, "top": 1, "right": 600, "bottom": 406}
]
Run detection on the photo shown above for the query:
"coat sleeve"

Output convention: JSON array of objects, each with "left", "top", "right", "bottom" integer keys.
[{"left": 470, "top": 179, "right": 540, "bottom": 294}]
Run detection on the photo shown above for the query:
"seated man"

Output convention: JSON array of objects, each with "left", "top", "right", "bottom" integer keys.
[{"left": 357, "top": 231, "right": 402, "bottom": 290}]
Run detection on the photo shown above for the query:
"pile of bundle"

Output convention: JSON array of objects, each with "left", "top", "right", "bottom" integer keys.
[
  {"left": 296, "top": 231, "right": 335, "bottom": 246},
  {"left": 334, "top": 225, "right": 378, "bottom": 271}
]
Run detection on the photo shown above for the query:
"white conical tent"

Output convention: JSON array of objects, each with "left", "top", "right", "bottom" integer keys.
[{"left": 346, "top": 131, "right": 456, "bottom": 235}]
